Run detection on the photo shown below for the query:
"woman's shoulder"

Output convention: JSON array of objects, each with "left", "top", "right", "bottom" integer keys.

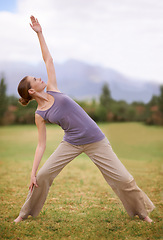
[
  {"left": 35, "top": 112, "right": 46, "bottom": 123},
  {"left": 46, "top": 89, "right": 62, "bottom": 97},
  {"left": 46, "top": 85, "right": 61, "bottom": 93}
]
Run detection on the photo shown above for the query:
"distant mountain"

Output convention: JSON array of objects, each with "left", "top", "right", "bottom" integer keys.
[{"left": 0, "top": 59, "right": 160, "bottom": 103}]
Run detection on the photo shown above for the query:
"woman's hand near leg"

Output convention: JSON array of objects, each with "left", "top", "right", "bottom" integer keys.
[{"left": 29, "top": 175, "right": 39, "bottom": 192}]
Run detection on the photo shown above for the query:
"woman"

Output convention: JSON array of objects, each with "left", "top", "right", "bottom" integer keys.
[{"left": 14, "top": 16, "right": 155, "bottom": 223}]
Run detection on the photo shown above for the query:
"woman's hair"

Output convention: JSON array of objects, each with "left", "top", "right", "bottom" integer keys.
[{"left": 17, "top": 76, "right": 32, "bottom": 106}]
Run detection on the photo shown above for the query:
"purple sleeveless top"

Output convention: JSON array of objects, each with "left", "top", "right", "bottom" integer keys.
[{"left": 35, "top": 91, "right": 105, "bottom": 145}]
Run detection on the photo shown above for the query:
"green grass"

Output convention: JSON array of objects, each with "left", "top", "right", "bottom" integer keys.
[{"left": 0, "top": 122, "right": 163, "bottom": 240}]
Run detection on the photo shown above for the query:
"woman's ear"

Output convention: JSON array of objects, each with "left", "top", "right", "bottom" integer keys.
[{"left": 28, "top": 88, "right": 35, "bottom": 96}]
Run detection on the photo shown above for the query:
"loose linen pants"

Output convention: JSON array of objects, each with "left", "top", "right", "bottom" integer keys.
[{"left": 19, "top": 137, "right": 155, "bottom": 220}]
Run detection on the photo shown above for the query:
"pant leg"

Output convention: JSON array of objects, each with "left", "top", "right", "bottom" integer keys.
[
  {"left": 84, "top": 137, "right": 155, "bottom": 219},
  {"left": 19, "top": 141, "right": 83, "bottom": 219}
]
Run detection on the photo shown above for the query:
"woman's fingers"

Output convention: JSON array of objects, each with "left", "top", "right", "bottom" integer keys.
[
  {"left": 29, "top": 177, "right": 39, "bottom": 192},
  {"left": 29, "top": 23, "right": 34, "bottom": 29},
  {"left": 30, "top": 15, "right": 35, "bottom": 21},
  {"left": 29, "top": 16, "right": 42, "bottom": 33},
  {"left": 30, "top": 15, "right": 37, "bottom": 25},
  {"left": 29, "top": 183, "right": 33, "bottom": 192},
  {"left": 34, "top": 180, "right": 39, "bottom": 188}
]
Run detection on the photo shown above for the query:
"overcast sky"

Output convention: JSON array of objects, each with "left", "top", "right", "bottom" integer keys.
[{"left": 0, "top": 0, "right": 163, "bottom": 84}]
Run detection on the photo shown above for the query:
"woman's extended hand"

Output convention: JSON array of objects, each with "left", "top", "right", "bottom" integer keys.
[
  {"left": 30, "top": 15, "right": 42, "bottom": 33},
  {"left": 29, "top": 175, "right": 39, "bottom": 192}
]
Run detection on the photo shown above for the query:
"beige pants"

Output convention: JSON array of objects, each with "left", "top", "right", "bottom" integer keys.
[{"left": 19, "top": 137, "right": 155, "bottom": 220}]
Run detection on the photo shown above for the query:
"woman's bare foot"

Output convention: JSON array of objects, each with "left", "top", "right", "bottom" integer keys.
[
  {"left": 14, "top": 216, "right": 23, "bottom": 223},
  {"left": 144, "top": 216, "right": 153, "bottom": 223}
]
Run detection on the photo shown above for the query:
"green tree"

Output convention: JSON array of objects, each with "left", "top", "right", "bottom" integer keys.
[
  {"left": 8, "top": 95, "right": 19, "bottom": 106},
  {"left": 158, "top": 85, "right": 163, "bottom": 113},
  {"left": 0, "top": 77, "right": 8, "bottom": 124},
  {"left": 148, "top": 95, "right": 159, "bottom": 107},
  {"left": 100, "top": 83, "right": 111, "bottom": 110},
  {"left": 95, "top": 105, "right": 107, "bottom": 122}
]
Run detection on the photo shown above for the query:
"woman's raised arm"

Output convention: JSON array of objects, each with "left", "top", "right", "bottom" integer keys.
[{"left": 30, "top": 15, "right": 59, "bottom": 92}]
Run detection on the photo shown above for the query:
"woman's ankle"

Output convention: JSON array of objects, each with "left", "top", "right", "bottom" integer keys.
[
  {"left": 14, "top": 216, "right": 23, "bottom": 223},
  {"left": 144, "top": 216, "right": 153, "bottom": 223}
]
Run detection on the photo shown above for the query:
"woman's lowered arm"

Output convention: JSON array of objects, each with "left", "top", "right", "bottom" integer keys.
[{"left": 29, "top": 114, "right": 46, "bottom": 192}]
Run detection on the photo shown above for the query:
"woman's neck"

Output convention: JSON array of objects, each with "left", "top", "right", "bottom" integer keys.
[{"left": 35, "top": 91, "right": 52, "bottom": 110}]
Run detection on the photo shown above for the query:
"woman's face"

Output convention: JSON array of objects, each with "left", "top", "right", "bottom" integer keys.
[{"left": 27, "top": 76, "right": 46, "bottom": 93}]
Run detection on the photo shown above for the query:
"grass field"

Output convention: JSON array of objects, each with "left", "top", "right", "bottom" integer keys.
[{"left": 0, "top": 122, "right": 163, "bottom": 240}]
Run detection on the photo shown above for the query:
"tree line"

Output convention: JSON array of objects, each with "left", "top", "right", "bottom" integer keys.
[{"left": 0, "top": 77, "right": 163, "bottom": 125}]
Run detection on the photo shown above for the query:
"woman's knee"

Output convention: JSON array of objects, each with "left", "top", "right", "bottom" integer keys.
[
  {"left": 117, "top": 177, "right": 136, "bottom": 191},
  {"left": 36, "top": 168, "right": 49, "bottom": 184}
]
